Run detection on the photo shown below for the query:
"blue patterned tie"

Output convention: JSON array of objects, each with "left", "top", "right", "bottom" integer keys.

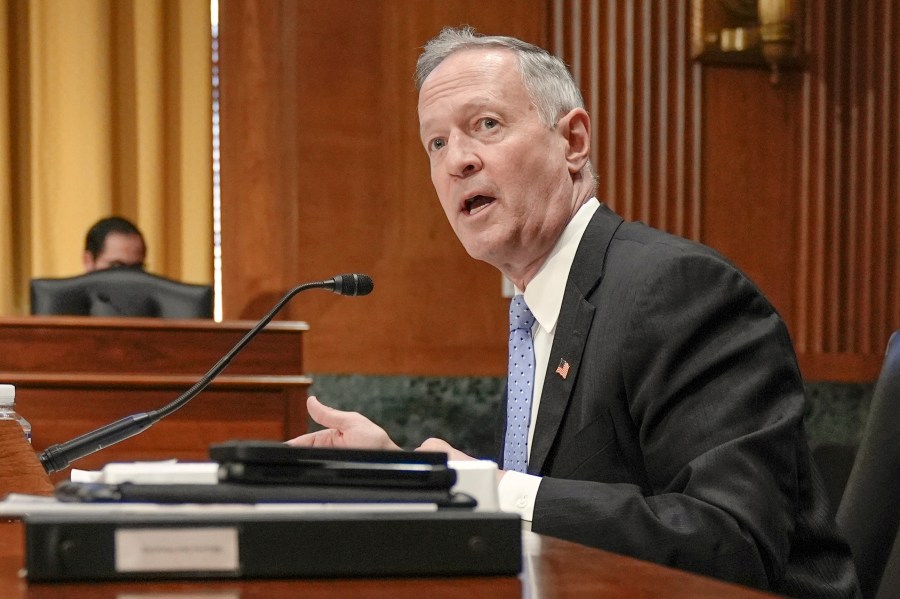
[{"left": 504, "top": 295, "right": 536, "bottom": 473}]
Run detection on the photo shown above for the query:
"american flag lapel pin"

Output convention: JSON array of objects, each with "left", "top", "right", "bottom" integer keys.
[{"left": 555, "top": 358, "right": 570, "bottom": 379}]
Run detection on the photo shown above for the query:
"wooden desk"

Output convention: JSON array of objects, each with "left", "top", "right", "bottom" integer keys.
[
  {"left": 0, "top": 316, "right": 311, "bottom": 479},
  {"left": 0, "top": 523, "right": 782, "bottom": 599},
  {"left": 0, "top": 423, "right": 778, "bottom": 599},
  {"left": 0, "top": 316, "right": 309, "bottom": 375}
]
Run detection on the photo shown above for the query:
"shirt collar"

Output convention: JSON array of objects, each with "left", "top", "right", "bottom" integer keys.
[{"left": 519, "top": 198, "right": 600, "bottom": 334}]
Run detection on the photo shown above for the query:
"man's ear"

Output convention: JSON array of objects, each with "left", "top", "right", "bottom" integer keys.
[
  {"left": 557, "top": 108, "right": 591, "bottom": 174},
  {"left": 82, "top": 250, "right": 95, "bottom": 272}
]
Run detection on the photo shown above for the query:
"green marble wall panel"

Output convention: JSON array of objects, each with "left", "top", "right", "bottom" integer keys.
[{"left": 307, "top": 375, "right": 504, "bottom": 459}]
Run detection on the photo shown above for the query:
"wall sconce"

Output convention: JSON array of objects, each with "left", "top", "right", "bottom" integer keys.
[
  {"left": 691, "top": 0, "right": 804, "bottom": 84},
  {"left": 758, "top": 0, "right": 799, "bottom": 80}
]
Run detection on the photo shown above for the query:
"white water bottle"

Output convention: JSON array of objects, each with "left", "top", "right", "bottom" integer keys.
[{"left": 0, "top": 384, "right": 32, "bottom": 443}]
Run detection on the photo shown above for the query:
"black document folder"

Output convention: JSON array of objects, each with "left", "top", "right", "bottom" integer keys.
[
  {"left": 54, "top": 480, "right": 476, "bottom": 507},
  {"left": 24, "top": 510, "right": 522, "bottom": 582},
  {"left": 209, "top": 441, "right": 457, "bottom": 489}
]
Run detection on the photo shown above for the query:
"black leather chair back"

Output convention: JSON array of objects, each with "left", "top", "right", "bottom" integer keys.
[
  {"left": 30, "top": 268, "right": 213, "bottom": 319},
  {"left": 836, "top": 330, "right": 900, "bottom": 599}
]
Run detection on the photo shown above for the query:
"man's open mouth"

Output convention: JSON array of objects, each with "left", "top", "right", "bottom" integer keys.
[{"left": 464, "top": 195, "right": 495, "bottom": 215}]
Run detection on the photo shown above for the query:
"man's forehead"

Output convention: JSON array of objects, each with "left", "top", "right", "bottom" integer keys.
[
  {"left": 102, "top": 232, "right": 145, "bottom": 252},
  {"left": 417, "top": 48, "right": 522, "bottom": 122},
  {"left": 422, "top": 47, "right": 515, "bottom": 87}
]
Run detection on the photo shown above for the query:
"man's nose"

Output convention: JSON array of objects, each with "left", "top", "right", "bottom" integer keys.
[{"left": 446, "top": 134, "right": 482, "bottom": 177}]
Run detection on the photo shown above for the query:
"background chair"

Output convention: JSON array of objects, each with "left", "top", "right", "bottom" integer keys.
[
  {"left": 876, "top": 530, "right": 900, "bottom": 599},
  {"left": 835, "top": 330, "right": 900, "bottom": 599},
  {"left": 30, "top": 268, "right": 213, "bottom": 319}
]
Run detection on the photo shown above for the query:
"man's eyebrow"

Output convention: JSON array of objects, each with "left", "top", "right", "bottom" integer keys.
[
  {"left": 455, "top": 97, "right": 495, "bottom": 114},
  {"left": 419, "top": 97, "right": 498, "bottom": 133}
]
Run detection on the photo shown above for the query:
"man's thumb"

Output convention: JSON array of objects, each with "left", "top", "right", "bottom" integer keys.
[{"left": 306, "top": 396, "right": 343, "bottom": 428}]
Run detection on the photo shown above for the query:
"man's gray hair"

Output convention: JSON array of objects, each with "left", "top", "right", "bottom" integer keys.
[{"left": 415, "top": 26, "right": 586, "bottom": 129}]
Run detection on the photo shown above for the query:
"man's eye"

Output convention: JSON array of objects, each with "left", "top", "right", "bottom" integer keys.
[
  {"left": 429, "top": 138, "right": 446, "bottom": 151},
  {"left": 483, "top": 118, "right": 498, "bottom": 129}
]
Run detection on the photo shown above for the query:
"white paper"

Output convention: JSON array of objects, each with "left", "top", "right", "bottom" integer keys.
[{"left": 0, "top": 493, "right": 438, "bottom": 517}]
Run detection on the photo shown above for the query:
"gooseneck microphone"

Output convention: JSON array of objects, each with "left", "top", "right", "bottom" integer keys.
[{"left": 39, "top": 273, "right": 373, "bottom": 474}]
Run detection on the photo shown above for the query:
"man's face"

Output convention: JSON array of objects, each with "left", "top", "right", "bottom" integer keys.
[
  {"left": 417, "top": 48, "right": 577, "bottom": 281},
  {"left": 84, "top": 232, "right": 146, "bottom": 272}
]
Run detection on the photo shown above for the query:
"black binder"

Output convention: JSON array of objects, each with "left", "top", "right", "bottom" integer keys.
[{"left": 24, "top": 510, "right": 522, "bottom": 582}]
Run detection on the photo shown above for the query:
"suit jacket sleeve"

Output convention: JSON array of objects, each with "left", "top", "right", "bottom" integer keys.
[{"left": 531, "top": 241, "right": 809, "bottom": 589}]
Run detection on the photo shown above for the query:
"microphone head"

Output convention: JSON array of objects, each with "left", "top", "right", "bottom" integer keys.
[{"left": 330, "top": 274, "right": 374, "bottom": 296}]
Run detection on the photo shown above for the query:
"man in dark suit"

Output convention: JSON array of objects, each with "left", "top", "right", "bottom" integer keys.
[{"left": 287, "top": 27, "right": 860, "bottom": 597}]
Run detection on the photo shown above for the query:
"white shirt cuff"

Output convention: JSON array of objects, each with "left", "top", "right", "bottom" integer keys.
[{"left": 498, "top": 470, "right": 541, "bottom": 522}]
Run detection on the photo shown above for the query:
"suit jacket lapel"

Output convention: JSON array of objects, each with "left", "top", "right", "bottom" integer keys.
[{"left": 528, "top": 204, "right": 624, "bottom": 474}]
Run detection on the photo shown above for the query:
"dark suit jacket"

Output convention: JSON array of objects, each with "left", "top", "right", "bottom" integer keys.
[{"left": 498, "top": 204, "right": 860, "bottom": 597}]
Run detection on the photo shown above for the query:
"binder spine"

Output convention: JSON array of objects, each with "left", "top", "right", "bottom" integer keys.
[{"left": 25, "top": 511, "right": 522, "bottom": 582}]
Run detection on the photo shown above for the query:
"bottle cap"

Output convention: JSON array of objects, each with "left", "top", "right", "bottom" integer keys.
[{"left": 0, "top": 384, "right": 14, "bottom": 406}]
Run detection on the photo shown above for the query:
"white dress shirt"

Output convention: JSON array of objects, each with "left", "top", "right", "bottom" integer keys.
[{"left": 497, "top": 198, "right": 600, "bottom": 521}]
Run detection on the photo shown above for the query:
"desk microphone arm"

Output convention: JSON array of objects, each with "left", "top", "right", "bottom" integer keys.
[{"left": 38, "top": 274, "right": 373, "bottom": 474}]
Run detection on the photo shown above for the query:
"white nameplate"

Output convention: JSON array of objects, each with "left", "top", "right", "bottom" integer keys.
[{"left": 115, "top": 527, "right": 239, "bottom": 572}]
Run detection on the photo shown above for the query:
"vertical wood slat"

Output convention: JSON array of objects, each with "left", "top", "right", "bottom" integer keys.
[
  {"left": 797, "top": 0, "right": 817, "bottom": 352},
  {"left": 857, "top": 0, "right": 872, "bottom": 352},
  {"left": 797, "top": 0, "right": 899, "bottom": 358},
  {"left": 873, "top": 0, "right": 897, "bottom": 350},
  {"left": 845, "top": 0, "right": 859, "bottom": 352},
  {"left": 826, "top": 0, "right": 843, "bottom": 352},
  {"left": 885, "top": 0, "right": 900, "bottom": 334},
  {"left": 550, "top": 0, "right": 699, "bottom": 240}
]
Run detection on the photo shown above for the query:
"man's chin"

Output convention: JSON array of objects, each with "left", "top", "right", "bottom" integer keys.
[{"left": 460, "top": 241, "right": 507, "bottom": 272}]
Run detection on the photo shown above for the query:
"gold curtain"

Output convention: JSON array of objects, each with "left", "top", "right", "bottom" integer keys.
[{"left": 0, "top": 0, "right": 212, "bottom": 315}]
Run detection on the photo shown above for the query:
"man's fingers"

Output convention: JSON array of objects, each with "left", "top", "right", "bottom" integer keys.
[
  {"left": 284, "top": 428, "right": 341, "bottom": 448},
  {"left": 416, "top": 438, "right": 475, "bottom": 462},
  {"left": 305, "top": 396, "right": 353, "bottom": 429},
  {"left": 417, "top": 437, "right": 452, "bottom": 452}
]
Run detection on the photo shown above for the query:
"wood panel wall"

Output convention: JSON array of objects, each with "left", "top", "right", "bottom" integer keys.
[
  {"left": 699, "top": 0, "right": 899, "bottom": 380},
  {"left": 219, "top": 0, "right": 898, "bottom": 382},
  {"left": 219, "top": 0, "right": 547, "bottom": 377},
  {"left": 551, "top": 0, "right": 702, "bottom": 240},
  {"left": 793, "top": 0, "right": 899, "bottom": 377}
]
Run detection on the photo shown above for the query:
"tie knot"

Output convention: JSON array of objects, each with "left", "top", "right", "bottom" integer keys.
[{"left": 509, "top": 295, "right": 535, "bottom": 332}]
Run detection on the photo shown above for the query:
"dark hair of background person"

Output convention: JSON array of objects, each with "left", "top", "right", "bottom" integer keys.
[{"left": 84, "top": 216, "right": 145, "bottom": 259}]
